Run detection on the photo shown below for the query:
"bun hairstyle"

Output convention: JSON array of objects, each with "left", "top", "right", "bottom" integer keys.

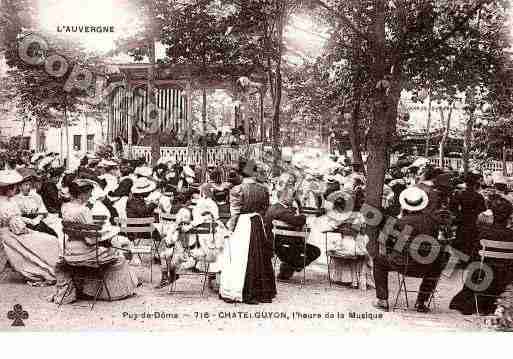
[
  {"left": 213, "top": 189, "right": 228, "bottom": 203},
  {"left": 69, "top": 180, "right": 94, "bottom": 199},
  {"left": 332, "top": 196, "right": 346, "bottom": 211},
  {"left": 62, "top": 173, "right": 77, "bottom": 189}
]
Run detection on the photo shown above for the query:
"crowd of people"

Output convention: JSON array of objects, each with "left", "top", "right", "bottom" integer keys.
[{"left": 1, "top": 149, "right": 513, "bottom": 329}]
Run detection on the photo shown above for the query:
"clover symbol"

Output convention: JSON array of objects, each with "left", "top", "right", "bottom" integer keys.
[{"left": 7, "top": 304, "right": 28, "bottom": 327}]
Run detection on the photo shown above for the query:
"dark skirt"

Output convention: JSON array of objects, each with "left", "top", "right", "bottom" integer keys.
[
  {"left": 450, "top": 261, "right": 513, "bottom": 315},
  {"left": 452, "top": 225, "right": 479, "bottom": 261},
  {"left": 242, "top": 216, "right": 276, "bottom": 302}
]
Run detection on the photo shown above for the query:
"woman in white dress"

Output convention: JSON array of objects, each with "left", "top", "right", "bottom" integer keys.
[
  {"left": 50, "top": 179, "right": 139, "bottom": 304},
  {"left": 0, "top": 170, "right": 60, "bottom": 286},
  {"left": 308, "top": 190, "right": 371, "bottom": 288}
]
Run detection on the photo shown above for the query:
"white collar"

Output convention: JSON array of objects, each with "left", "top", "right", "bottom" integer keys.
[{"left": 242, "top": 177, "right": 256, "bottom": 184}]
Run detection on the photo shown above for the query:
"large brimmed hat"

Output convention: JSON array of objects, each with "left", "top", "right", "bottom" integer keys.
[
  {"left": 399, "top": 187, "right": 429, "bottom": 212},
  {"left": 98, "top": 159, "right": 119, "bottom": 168},
  {"left": 131, "top": 177, "right": 157, "bottom": 195},
  {"left": 0, "top": 170, "right": 23, "bottom": 187},
  {"left": 17, "top": 167, "right": 38, "bottom": 183},
  {"left": 134, "top": 166, "right": 153, "bottom": 178},
  {"left": 71, "top": 178, "right": 96, "bottom": 193}
]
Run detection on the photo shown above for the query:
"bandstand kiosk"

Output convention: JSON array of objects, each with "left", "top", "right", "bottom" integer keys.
[{"left": 106, "top": 63, "right": 267, "bottom": 167}]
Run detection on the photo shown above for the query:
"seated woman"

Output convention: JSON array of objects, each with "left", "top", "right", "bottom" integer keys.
[
  {"left": 308, "top": 190, "right": 369, "bottom": 289},
  {"left": 14, "top": 168, "right": 58, "bottom": 238},
  {"left": 450, "top": 197, "right": 513, "bottom": 315},
  {"left": 126, "top": 177, "right": 162, "bottom": 242},
  {"left": 0, "top": 170, "right": 59, "bottom": 286},
  {"left": 50, "top": 179, "right": 139, "bottom": 304}
]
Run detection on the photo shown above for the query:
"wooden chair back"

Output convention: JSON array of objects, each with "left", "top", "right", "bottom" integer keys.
[
  {"left": 62, "top": 221, "right": 103, "bottom": 268},
  {"left": 119, "top": 217, "right": 155, "bottom": 235},
  {"left": 272, "top": 220, "right": 310, "bottom": 239},
  {"left": 299, "top": 207, "right": 323, "bottom": 217},
  {"left": 479, "top": 239, "right": 513, "bottom": 260}
]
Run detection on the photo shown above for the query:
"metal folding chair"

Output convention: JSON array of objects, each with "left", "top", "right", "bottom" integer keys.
[
  {"left": 271, "top": 220, "right": 310, "bottom": 287},
  {"left": 388, "top": 240, "right": 445, "bottom": 311},
  {"left": 59, "top": 221, "right": 116, "bottom": 310},
  {"left": 119, "top": 217, "right": 158, "bottom": 283},
  {"left": 474, "top": 239, "right": 513, "bottom": 316},
  {"left": 324, "top": 224, "right": 365, "bottom": 288},
  {"left": 168, "top": 222, "right": 215, "bottom": 296}
]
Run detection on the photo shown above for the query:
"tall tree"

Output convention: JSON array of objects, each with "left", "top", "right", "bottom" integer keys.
[{"left": 310, "top": 0, "right": 512, "bottom": 253}]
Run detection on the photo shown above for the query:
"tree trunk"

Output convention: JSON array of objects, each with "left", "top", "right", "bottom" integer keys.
[
  {"left": 202, "top": 87, "right": 207, "bottom": 181},
  {"left": 148, "top": 38, "right": 159, "bottom": 166},
  {"left": 64, "top": 101, "right": 70, "bottom": 170},
  {"left": 365, "top": 0, "right": 400, "bottom": 258},
  {"left": 271, "top": 4, "right": 285, "bottom": 176},
  {"left": 503, "top": 144, "right": 507, "bottom": 177},
  {"left": 424, "top": 89, "right": 432, "bottom": 157},
  {"left": 439, "top": 102, "right": 454, "bottom": 169},
  {"left": 348, "top": 2, "right": 364, "bottom": 170},
  {"left": 463, "top": 111, "right": 475, "bottom": 176},
  {"left": 349, "top": 86, "right": 364, "bottom": 170}
]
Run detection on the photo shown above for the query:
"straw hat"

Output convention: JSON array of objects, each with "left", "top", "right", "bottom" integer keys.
[
  {"left": 0, "top": 170, "right": 23, "bottom": 187},
  {"left": 70, "top": 179, "right": 96, "bottom": 194},
  {"left": 98, "top": 159, "right": 118, "bottom": 168},
  {"left": 131, "top": 177, "right": 157, "bottom": 195},
  {"left": 399, "top": 187, "right": 429, "bottom": 212},
  {"left": 134, "top": 166, "right": 153, "bottom": 178},
  {"left": 17, "top": 167, "right": 38, "bottom": 183}
]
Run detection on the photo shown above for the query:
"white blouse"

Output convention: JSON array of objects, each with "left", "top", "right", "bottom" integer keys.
[
  {"left": 13, "top": 191, "right": 48, "bottom": 216},
  {"left": 0, "top": 196, "right": 22, "bottom": 228}
]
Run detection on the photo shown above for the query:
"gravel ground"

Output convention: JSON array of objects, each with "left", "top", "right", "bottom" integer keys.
[{"left": 0, "top": 264, "right": 486, "bottom": 333}]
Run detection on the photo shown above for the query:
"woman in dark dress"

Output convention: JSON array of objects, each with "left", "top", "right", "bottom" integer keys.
[
  {"left": 450, "top": 197, "right": 513, "bottom": 315},
  {"left": 449, "top": 174, "right": 487, "bottom": 261},
  {"left": 220, "top": 159, "right": 276, "bottom": 304}
]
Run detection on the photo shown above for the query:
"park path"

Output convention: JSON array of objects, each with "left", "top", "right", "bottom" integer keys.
[{"left": 0, "top": 266, "right": 485, "bottom": 333}]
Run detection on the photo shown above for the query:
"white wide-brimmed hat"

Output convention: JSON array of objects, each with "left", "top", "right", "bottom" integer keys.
[
  {"left": 131, "top": 178, "right": 157, "bottom": 195},
  {"left": 134, "top": 166, "right": 153, "bottom": 178},
  {"left": 0, "top": 170, "right": 23, "bottom": 187},
  {"left": 399, "top": 187, "right": 429, "bottom": 212},
  {"left": 98, "top": 159, "right": 118, "bottom": 168}
]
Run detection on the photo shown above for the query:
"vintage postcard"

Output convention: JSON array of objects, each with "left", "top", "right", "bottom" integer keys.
[{"left": 1, "top": 0, "right": 512, "bottom": 334}]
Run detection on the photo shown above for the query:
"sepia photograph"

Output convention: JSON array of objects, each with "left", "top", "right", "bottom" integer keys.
[{"left": 1, "top": 0, "right": 513, "bottom": 336}]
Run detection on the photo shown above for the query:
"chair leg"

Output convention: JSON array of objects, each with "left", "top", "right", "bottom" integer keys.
[
  {"left": 201, "top": 265, "right": 210, "bottom": 296},
  {"left": 58, "top": 281, "right": 73, "bottom": 307},
  {"left": 403, "top": 277, "right": 409, "bottom": 308},
  {"left": 327, "top": 256, "right": 332, "bottom": 287},
  {"left": 150, "top": 253, "right": 153, "bottom": 284},
  {"left": 91, "top": 280, "right": 104, "bottom": 310},
  {"left": 103, "top": 279, "right": 112, "bottom": 302},
  {"left": 393, "top": 273, "right": 406, "bottom": 310}
]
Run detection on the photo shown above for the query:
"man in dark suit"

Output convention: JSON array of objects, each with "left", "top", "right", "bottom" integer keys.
[{"left": 264, "top": 173, "right": 320, "bottom": 280}]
